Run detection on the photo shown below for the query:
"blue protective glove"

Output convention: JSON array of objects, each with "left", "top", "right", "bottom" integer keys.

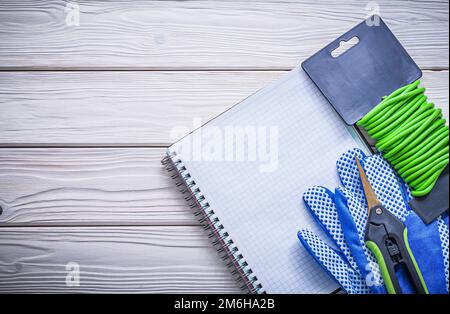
[{"left": 298, "top": 148, "right": 449, "bottom": 294}]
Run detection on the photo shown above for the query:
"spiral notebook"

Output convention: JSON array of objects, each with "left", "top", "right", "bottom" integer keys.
[{"left": 162, "top": 66, "right": 367, "bottom": 293}]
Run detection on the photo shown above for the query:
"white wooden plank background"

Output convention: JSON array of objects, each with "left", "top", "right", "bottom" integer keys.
[
  {"left": 0, "top": 0, "right": 448, "bottom": 293},
  {"left": 0, "top": 148, "right": 195, "bottom": 226},
  {"left": 0, "top": 71, "right": 447, "bottom": 146},
  {"left": 0, "top": 0, "right": 448, "bottom": 70},
  {"left": 0, "top": 71, "right": 281, "bottom": 146},
  {"left": 0, "top": 73, "right": 448, "bottom": 226},
  {"left": 0, "top": 226, "right": 241, "bottom": 293}
]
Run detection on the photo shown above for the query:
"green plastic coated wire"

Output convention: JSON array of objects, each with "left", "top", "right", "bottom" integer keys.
[
  {"left": 389, "top": 119, "right": 447, "bottom": 163},
  {"left": 357, "top": 80, "right": 449, "bottom": 197}
]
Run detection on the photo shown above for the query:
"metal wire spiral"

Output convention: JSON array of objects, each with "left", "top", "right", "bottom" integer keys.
[{"left": 162, "top": 151, "right": 264, "bottom": 294}]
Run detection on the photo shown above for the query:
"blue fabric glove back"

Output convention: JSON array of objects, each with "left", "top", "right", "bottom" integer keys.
[{"left": 298, "top": 148, "right": 449, "bottom": 294}]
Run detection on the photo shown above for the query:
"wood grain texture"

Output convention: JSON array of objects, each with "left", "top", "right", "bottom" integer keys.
[
  {"left": 421, "top": 71, "right": 449, "bottom": 118},
  {"left": 0, "top": 71, "right": 282, "bottom": 145},
  {"left": 0, "top": 226, "right": 242, "bottom": 293},
  {"left": 0, "top": 70, "right": 447, "bottom": 145},
  {"left": 0, "top": 148, "right": 196, "bottom": 226},
  {"left": 0, "top": 0, "right": 448, "bottom": 70},
  {"left": 0, "top": 0, "right": 448, "bottom": 295}
]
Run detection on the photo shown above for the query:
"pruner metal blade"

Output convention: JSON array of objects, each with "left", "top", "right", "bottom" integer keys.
[{"left": 355, "top": 156, "right": 382, "bottom": 212}]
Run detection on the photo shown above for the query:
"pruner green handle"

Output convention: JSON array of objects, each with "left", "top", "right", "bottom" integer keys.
[{"left": 364, "top": 205, "right": 428, "bottom": 294}]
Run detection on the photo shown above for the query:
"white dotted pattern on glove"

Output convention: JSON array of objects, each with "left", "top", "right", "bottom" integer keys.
[
  {"left": 339, "top": 187, "right": 383, "bottom": 286},
  {"left": 364, "top": 155, "right": 409, "bottom": 222},
  {"left": 303, "top": 186, "right": 358, "bottom": 271},
  {"left": 299, "top": 229, "right": 371, "bottom": 294},
  {"left": 338, "top": 148, "right": 409, "bottom": 222},
  {"left": 337, "top": 148, "right": 368, "bottom": 209},
  {"left": 437, "top": 217, "right": 449, "bottom": 292}
]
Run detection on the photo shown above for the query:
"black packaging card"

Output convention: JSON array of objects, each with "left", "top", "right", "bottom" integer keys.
[{"left": 302, "top": 16, "right": 422, "bottom": 125}]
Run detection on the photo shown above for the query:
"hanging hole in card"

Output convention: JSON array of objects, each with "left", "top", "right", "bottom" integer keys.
[
  {"left": 302, "top": 16, "right": 422, "bottom": 125},
  {"left": 331, "top": 36, "right": 360, "bottom": 58}
]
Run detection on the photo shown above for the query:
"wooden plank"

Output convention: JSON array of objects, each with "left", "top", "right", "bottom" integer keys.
[
  {"left": 0, "top": 70, "right": 447, "bottom": 145},
  {"left": 0, "top": 226, "right": 242, "bottom": 293},
  {"left": 422, "top": 71, "right": 450, "bottom": 120},
  {"left": 0, "top": 0, "right": 447, "bottom": 70},
  {"left": 0, "top": 148, "right": 197, "bottom": 226},
  {"left": 0, "top": 71, "right": 282, "bottom": 145}
]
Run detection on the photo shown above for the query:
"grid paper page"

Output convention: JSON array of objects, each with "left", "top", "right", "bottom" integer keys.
[{"left": 170, "top": 67, "right": 366, "bottom": 293}]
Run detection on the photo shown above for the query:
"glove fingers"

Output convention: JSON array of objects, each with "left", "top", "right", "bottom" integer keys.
[
  {"left": 335, "top": 187, "right": 384, "bottom": 289},
  {"left": 298, "top": 229, "right": 371, "bottom": 294},
  {"left": 362, "top": 155, "right": 410, "bottom": 221},
  {"left": 303, "top": 186, "right": 358, "bottom": 271},
  {"left": 337, "top": 148, "right": 410, "bottom": 221},
  {"left": 336, "top": 148, "right": 368, "bottom": 207}
]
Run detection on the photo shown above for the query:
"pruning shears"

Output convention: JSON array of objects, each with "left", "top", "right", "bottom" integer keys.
[{"left": 355, "top": 156, "right": 428, "bottom": 294}]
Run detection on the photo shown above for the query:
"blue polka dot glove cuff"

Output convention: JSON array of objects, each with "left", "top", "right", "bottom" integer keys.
[{"left": 298, "top": 148, "right": 449, "bottom": 294}]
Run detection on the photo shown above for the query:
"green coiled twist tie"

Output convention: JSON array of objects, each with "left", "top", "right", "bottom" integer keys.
[{"left": 357, "top": 80, "right": 449, "bottom": 197}]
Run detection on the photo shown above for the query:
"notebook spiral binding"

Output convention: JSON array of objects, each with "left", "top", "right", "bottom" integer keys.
[{"left": 162, "top": 151, "right": 265, "bottom": 294}]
